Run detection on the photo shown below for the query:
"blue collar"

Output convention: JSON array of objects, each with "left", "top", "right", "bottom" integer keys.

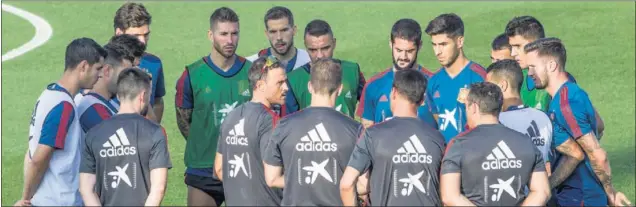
[
  {"left": 204, "top": 54, "right": 246, "bottom": 77},
  {"left": 86, "top": 92, "right": 119, "bottom": 112},
  {"left": 47, "top": 83, "right": 73, "bottom": 99},
  {"left": 506, "top": 104, "right": 527, "bottom": 112}
]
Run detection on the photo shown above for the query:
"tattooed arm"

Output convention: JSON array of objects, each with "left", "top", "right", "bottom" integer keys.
[
  {"left": 576, "top": 133, "right": 631, "bottom": 206},
  {"left": 176, "top": 108, "right": 192, "bottom": 140},
  {"left": 549, "top": 138, "right": 584, "bottom": 188}
]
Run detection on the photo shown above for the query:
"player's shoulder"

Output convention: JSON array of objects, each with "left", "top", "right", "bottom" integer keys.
[
  {"left": 142, "top": 52, "right": 162, "bottom": 64},
  {"left": 364, "top": 67, "right": 392, "bottom": 88},
  {"left": 417, "top": 65, "right": 435, "bottom": 78},
  {"left": 467, "top": 61, "right": 487, "bottom": 78},
  {"left": 185, "top": 56, "right": 208, "bottom": 70},
  {"left": 556, "top": 81, "right": 590, "bottom": 104},
  {"left": 337, "top": 59, "right": 360, "bottom": 70},
  {"left": 296, "top": 48, "right": 310, "bottom": 58}
]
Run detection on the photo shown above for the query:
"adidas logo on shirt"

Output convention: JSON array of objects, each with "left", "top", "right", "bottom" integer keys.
[
  {"left": 295, "top": 123, "right": 337, "bottom": 152},
  {"left": 392, "top": 135, "right": 432, "bottom": 164},
  {"left": 345, "top": 91, "right": 352, "bottom": 99},
  {"left": 226, "top": 118, "right": 248, "bottom": 146},
  {"left": 482, "top": 141, "right": 522, "bottom": 170},
  {"left": 241, "top": 89, "right": 251, "bottom": 97},
  {"left": 100, "top": 128, "right": 137, "bottom": 158}
]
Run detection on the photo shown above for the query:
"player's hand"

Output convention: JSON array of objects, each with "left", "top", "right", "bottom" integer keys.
[
  {"left": 609, "top": 191, "right": 632, "bottom": 206},
  {"left": 13, "top": 199, "right": 30, "bottom": 206},
  {"left": 457, "top": 88, "right": 469, "bottom": 104}
]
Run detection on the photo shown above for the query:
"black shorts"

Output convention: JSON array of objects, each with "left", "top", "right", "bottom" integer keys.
[{"left": 184, "top": 173, "right": 225, "bottom": 206}]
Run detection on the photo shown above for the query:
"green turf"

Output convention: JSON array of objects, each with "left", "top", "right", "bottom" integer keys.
[
  {"left": 1, "top": 11, "right": 35, "bottom": 55},
  {"left": 1, "top": 1, "right": 634, "bottom": 206}
]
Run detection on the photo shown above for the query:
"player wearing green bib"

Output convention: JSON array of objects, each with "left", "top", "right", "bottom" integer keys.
[
  {"left": 285, "top": 19, "right": 365, "bottom": 117},
  {"left": 175, "top": 7, "right": 251, "bottom": 207}
]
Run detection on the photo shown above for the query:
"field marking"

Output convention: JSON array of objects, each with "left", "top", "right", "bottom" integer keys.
[{"left": 1, "top": 3, "right": 52, "bottom": 62}]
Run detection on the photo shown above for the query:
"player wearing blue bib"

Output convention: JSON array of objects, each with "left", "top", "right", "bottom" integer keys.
[
  {"left": 424, "top": 13, "right": 486, "bottom": 142},
  {"left": 114, "top": 2, "right": 166, "bottom": 123},
  {"left": 357, "top": 18, "right": 437, "bottom": 129},
  {"left": 525, "top": 38, "right": 631, "bottom": 206}
]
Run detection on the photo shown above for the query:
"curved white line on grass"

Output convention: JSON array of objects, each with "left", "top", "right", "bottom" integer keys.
[{"left": 1, "top": 3, "right": 52, "bottom": 62}]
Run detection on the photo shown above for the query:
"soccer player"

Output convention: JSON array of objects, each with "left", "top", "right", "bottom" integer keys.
[
  {"left": 485, "top": 59, "right": 553, "bottom": 174},
  {"left": 357, "top": 18, "right": 437, "bottom": 129},
  {"left": 525, "top": 37, "right": 631, "bottom": 206},
  {"left": 424, "top": 13, "right": 487, "bottom": 142},
  {"left": 114, "top": 2, "right": 166, "bottom": 123},
  {"left": 76, "top": 41, "right": 135, "bottom": 133},
  {"left": 440, "top": 82, "right": 550, "bottom": 206},
  {"left": 246, "top": 6, "right": 310, "bottom": 72},
  {"left": 341, "top": 69, "right": 445, "bottom": 206},
  {"left": 263, "top": 58, "right": 361, "bottom": 206},
  {"left": 285, "top": 19, "right": 366, "bottom": 117},
  {"left": 79, "top": 68, "right": 171, "bottom": 206},
  {"left": 490, "top": 33, "right": 513, "bottom": 63},
  {"left": 175, "top": 7, "right": 252, "bottom": 207},
  {"left": 214, "top": 56, "right": 287, "bottom": 206},
  {"left": 15, "top": 38, "right": 105, "bottom": 206}
]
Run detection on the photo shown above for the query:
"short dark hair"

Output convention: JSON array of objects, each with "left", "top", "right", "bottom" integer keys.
[
  {"left": 390, "top": 18, "right": 422, "bottom": 46},
  {"left": 524, "top": 37, "right": 567, "bottom": 69},
  {"left": 466, "top": 82, "right": 504, "bottom": 116},
  {"left": 492, "top": 33, "right": 511, "bottom": 51},
  {"left": 310, "top": 58, "right": 342, "bottom": 95},
  {"left": 486, "top": 59, "right": 523, "bottom": 93},
  {"left": 505, "top": 16, "right": 545, "bottom": 41},
  {"left": 248, "top": 56, "right": 285, "bottom": 89},
  {"left": 210, "top": 7, "right": 239, "bottom": 29},
  {"left": 107, "top": 34, "right": 146, "bottom": 61},
  {"left": 64, "top": 37, "right": 107, "bottom": 70},
  {"left": 425, "top": 13, "right": 464, "bottom": 38},
  {"left": 305, "top": 19, "right": 333, "bottom": 37},
  {"left": 264, "top": 6, "right": 294, "bottom": 28},
  {"left": 113, "top": 2, "right": 152, "bottom": 31},
  {"left": 103, "top": 46, "right": 126, "bottom": 69},
  {"left": 393, "top": 69, "right": 428, "bottom": 105},
  {"left": 116, "top": 68, "right": 152, "bottom": 102}
]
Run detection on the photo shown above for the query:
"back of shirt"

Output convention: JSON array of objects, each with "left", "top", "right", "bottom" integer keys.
[
  {"left": 217, "top": 102, "right": 282, "bottom": 206},
  {"left": 499, "top": 105, "right": 553, "bottom": 163},
  {"left": 347, "top": 117, "right": 445, "bottom": 206},
  {"left": 80, "top": 114, "right": 172, "bottom": 206},
  {"left": 264, "top": 107, "right": 362, "bottom": 206},
  {"left": 441, "top": 124, "right": 545, "bottom": 206}
]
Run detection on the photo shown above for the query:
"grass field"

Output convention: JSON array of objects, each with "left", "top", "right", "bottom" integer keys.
[{"left": 2, "top": 1, "right": 634, "bottom": 205}]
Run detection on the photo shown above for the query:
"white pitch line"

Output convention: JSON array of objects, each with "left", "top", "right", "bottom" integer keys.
[{"left": 1, "top": 3, "right": 52, "bottom": 62}]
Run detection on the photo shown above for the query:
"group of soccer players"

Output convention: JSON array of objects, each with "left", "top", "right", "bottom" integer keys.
[{"left": 17, "top": 2, "right": 633, "bottom": 207}]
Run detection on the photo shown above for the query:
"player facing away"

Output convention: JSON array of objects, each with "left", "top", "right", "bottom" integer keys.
[
  {"left": 247, "top": 6, "right": 310, "bottom": 72},
  {"left": 285, "top": 19, "right": 366, "bottom": 117},
  {"left": 341, "top": 69, "right": 446, "bottom": 206},
  {"left": 77, "top": 40, "right": 135, "bottom": 133},
  {"left": 263, "top": 58, "right": 362, "bottom": 206},
  {"left": 214, "top": 56, "right": 288, "bottom": 206},
  {"left": 525, "top": 38, "right": 631, "bottom": 206},
  {"left": 114, "top": 2, "right": 167, "bottom": 123},
  {"left": 175, "top": 7, "right": 252, "bottom": 207},
  {"left": 79, "top": 68, "right": 172, "bottom": 206},
  {"left": 490, "top": 33, "right": 513, "bottom": 63},
  {"left": 15, "top": 38, "right": 106, "bottom": 207},
  {"left": 424, "top": 13, "right": 487, "bottom": 142},
  {"left": 357, "top": 18, "right": 437, "bottom": 129},
  {"left": 440, "top": 82, "right": 550, "bottom": 206},
  {"left": 485, "top": 60, "right": 553, "bottom": 174}
]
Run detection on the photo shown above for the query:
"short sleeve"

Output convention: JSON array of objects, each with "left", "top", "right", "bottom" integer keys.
[
  {"left": 216, "top": 118, "right": 228, "bottom": 155},
  {"left": 175, "top": 69, "right": 194, "bottom": 109},
  {"left": 356, "top": 83, "right": 375, "bottom": 121},
  {"left": 79, "top": 104, "right": 113, "bottom": 133},
  {"left": 532, "top": 146, "right": 546, "bottom": 172},
  {"left": 555, "top": 93, "right": 594, "bottom": 139},
  {"left": 347, "top": 129, "right": 373, "bottom": 173},
  {"left": 79, "top": 133, "right": 96, "bottom": 173},
  {"left": 149, "top": 127, "right": 172, "bottom": 170},
  {"left": 39, "top": 101, "right": 75, "bottom": 149},
  {"left": 259, "top": 112, "right": 278, "bottom": 158},
  {"left": 440, "top": 139, "right": 462, "bottom": 174},
  {"left": 263, "top": 122, "right": 284, "bottom": 166}
]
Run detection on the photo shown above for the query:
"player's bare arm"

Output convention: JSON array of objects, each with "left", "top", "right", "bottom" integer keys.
[
  {"left": 153, "top": 97, "right": 165, "bottom": 123},
  {"left": 214, "top": 153, "right": 223, "bottom": 181},
  {"left": 521, "top": 171, "right": 550, "bottom": 206},
  {"left": 339, "top": 166, "right": 361, "bottom": 206},
  {"left": 79, "top": 173, "right": 101, "bottom": 206},
  {"left": 21, "top": 145, "right": 55, "bottom": 201},
  {"left": 440, "top": 173, "right": 476, "bottom": 206},
  {"left": 263, "top": 163, "right": 285, "bottom": 188},
  {"left": 145, "top": 168, "right": 168, "bottom": 206},
  {"left": 175, "top": 107, "right": 192, "bottom": 139},
  {"left": 360, "top": 118, "right": 374, "bottom": 128},
  {"left": 146, "top": 107, "right": 158, "bottom": 123},
  {"left": 549, "top": 138, "right": 584, "bottom": 188},
  {"left": 576, "top": 132, "right": 631, "bottom": 206},
  {"left": 356, "top": 171, "right": 370, "bottom": 196}
]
